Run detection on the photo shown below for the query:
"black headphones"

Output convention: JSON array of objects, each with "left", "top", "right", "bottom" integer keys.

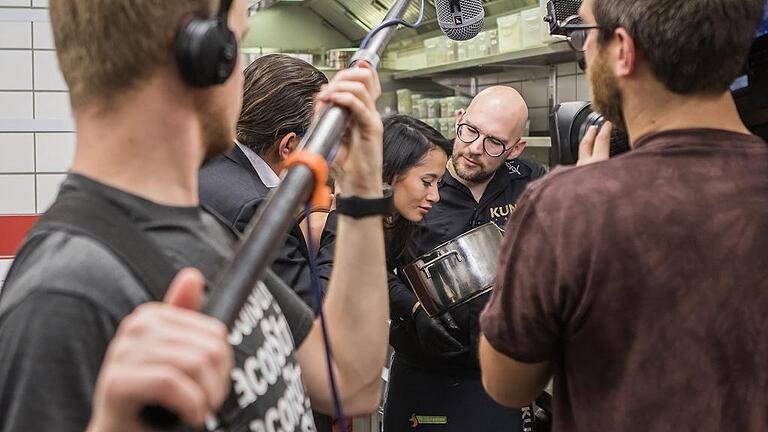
[{"left": 175, "top": 0, "right": 238, "bottom": 87}]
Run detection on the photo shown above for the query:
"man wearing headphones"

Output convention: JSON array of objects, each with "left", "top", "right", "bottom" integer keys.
[
  {"left": 479, "top": 0, "right": 768, "bottom": 431},
  {"left": 0, "top": 1, "right": 390, "bottom": 431}
]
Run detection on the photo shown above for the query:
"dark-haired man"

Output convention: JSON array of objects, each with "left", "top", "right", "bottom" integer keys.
[
  {"left": 480, "top": 0, "right": 768, "bottom": 430},
  {"left": 200, "top": 54, "right": 328, "bottom": 233},
  {"left": 199, "top": 54, "right": 333, "bottom": 311}
]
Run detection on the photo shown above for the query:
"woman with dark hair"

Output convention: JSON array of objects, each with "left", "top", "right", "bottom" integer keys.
[
  {"left": 310, "top": 115, "right": 452, "bottom": 263},
  {"left": 305, "top": 115, "right": 452, "bottom": 429},
  {"left": 380, "top": 115, "right": 453, "bottom": 262}
]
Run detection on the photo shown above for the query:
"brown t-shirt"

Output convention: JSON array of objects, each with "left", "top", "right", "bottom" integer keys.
[{"left": 481, "top": 129, "right": 768, "bottom": 431}]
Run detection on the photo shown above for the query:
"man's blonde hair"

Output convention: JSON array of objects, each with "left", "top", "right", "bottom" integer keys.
[{"left": 50, "top": 0, "right": 216, "bottom": 109}]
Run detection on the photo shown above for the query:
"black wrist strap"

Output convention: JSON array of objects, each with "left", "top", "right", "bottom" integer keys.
[{"left": 335, "top": 194, "right": 393, "bottom": 219}]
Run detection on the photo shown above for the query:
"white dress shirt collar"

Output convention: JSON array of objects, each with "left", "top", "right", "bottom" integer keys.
[{"left": 236, "top": 141, "right": 281, "bottom": 188}]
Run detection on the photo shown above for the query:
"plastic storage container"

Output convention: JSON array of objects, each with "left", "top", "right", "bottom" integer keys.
[
  {"left": 488, "top": 29, "right": 499, "bottom": 55},
  {"left": 521, "top": 7, "right": 543, "bottom": 47},
  {"left": 418, "top": 98, "right": 430, "bottom": 120},
  {"left": 440, "top": 96, "right": 472, "bottom": 118},
  {"left": 474, "top": 31, "right": 490, "bottom": 58},
  {"left": 423, "top": 37, "right": 442, "bottom": 66},
  {"left": 429, "top": 118, "right": 443, "bottom": 132},
  {"left": 396, "top": 89, "right": 413, "bottom": 115},
  {"left": 497, "top": 12, "right": 523, "bottom": 53},
  {"left": 437, "top": 118, "right": 454, "bottom": 138},
  {"left": 424, "top": 98, "right": 441, "bottom": 119},
  {"left": 411, "top": 94, "right": 423, "bottom": 118},
  {"left": 440, "top": 36, "right": 457, "bottom": 64},
  {"left": 456, "top": 40, "right": 471, "bottom": 61},
  {"left": 396, "top": 48, "right": 427, "bottom": 70}
]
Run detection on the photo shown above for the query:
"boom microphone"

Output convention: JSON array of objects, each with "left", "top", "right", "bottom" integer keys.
[{"left": 435, "top": 0, "right": 485, "bottom": 41}]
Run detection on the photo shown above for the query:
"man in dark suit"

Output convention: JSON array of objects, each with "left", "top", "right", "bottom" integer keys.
[
  {"left": 199, "top": 54, "right": 331, "bottom": 309},
  {"left": 198, "top": 143, "right": 270, "bottom": 232},
  {"left": 200, "top": 54, "right": 327, "bottom": 230},
  {"left": 199, "top": 53, "right": 335, "bottom": 432}
]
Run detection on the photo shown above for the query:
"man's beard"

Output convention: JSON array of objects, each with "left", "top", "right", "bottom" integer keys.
[
  {"left": 450, "top": 150, "right": 496, "bottom": 184},
  {"left": 198, "top": 100, "right": 236, "bottom": 162},
  {"left": 589, "top": 52, "right": 627, "bottom": 131}
]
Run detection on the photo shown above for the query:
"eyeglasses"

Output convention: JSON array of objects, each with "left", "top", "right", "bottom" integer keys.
[
  {"left": 456, "top": 123, "right": 516, "bottom": 158},
  {"left": 560, "top": 15, "right": 601, "bottom": 52}
]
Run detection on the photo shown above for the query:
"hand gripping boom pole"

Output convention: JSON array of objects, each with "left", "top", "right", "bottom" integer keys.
[
  {"left": 139, "top": 0, "right": 414, "bottom": 428},
  {"left": 203, "top": 0, "right": 414, "bottom": 326}
]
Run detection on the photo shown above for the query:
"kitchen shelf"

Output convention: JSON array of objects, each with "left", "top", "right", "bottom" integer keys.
[
  {"left": 525, "top": 136, "right": 551, "bottom": 148},
  {"left": 393, "top": 42, "right": 575, "bottom": 80}
]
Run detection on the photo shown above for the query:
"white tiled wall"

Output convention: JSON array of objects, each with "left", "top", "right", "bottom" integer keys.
[
  {"left": 0, "top": 259, "right": 12, "bottom": 285},
  {"left": 0, "top": 133, "right": 34, "bottom": 172},
  {"left": 0, "top": 2, "right": 74, "bottom": 214},
  {"left": 0, "top": 174, "right": 36, "bottom": 214},
  {"left": 35, "top": 173, "right": 65, "bottom": 210},
  {"left": 34, "top": 50, "right": 67, "bottom": 90},
  {"left": 0, "top": 92, "right": 34, "bottom": 119},
  {"left": 36, "top": 132, "right": 75, "bottom": 171},
  {"left": 471, "top": 62, "right": 593, "bottom": 134},
  {"left": 0, "top": 21, "right": 31, "bottom": 48}
]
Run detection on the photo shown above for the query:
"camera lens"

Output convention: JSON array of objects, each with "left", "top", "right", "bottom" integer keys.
[
  {"left": 549, "top": 101, "right": 631, "bottom": 166},
  {"left": 577, "top": 111, "right": 630, "bottom": 159}
]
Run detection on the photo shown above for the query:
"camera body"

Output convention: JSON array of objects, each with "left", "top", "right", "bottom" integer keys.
[
  {"left": 544, "top": 0, "right": 583, "bottom": 35},
  {"left": 548, "top": 101, "right": 631, "bottom": 166}
]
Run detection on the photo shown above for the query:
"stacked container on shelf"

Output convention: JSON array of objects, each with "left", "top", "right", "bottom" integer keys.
[
  {"left": 496, "top": 6, "right": 544, "bottom": 53},
  {"left": 439, "top": 118, "right": 456, "bottom": 138},
  {"left": 396, "top": 89, "right": 413, "bottom": 115},
  {"left": 396, "top": 93, "right": 474, "bottom": 141},
  {"left": 520, "top": 7, "right": 544, "bottom": 48},
  {"left": 440, "top": 96, "right": 472, "bottom": 118},
  {"left": 411, "top": 94, "right": 423, "bottom": 118}
]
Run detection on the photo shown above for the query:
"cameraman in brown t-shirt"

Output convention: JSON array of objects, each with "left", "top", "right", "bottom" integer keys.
[{"left": 478, "top": 0, "right": 768, "bottom": 431}]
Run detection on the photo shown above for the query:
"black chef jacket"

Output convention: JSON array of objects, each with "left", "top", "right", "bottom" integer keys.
[{"left": 388, "top": 157, "right": 547, "bottom": 376}]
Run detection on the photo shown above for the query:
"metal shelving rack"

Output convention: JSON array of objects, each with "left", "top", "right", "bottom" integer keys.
[{"left": 393, "top": 42, "right": 574, "bottom": 80}]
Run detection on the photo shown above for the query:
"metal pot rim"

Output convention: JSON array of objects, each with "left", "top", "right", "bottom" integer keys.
[{"left": 406, "top": 221, "right": 502, "bottom": 267}]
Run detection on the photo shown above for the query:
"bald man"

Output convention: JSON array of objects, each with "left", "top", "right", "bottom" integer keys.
[{"left": 384, "top": 86, "right": 547, "bottom": 431}]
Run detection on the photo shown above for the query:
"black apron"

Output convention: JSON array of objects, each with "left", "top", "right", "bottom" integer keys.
[{"left": 383, "top": 353, "right": 525, "bottom": 432}]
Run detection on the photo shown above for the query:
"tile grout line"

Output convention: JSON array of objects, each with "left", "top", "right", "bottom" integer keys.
[{"left": 31, "top": 18, "right": 37, "bottom": 214}]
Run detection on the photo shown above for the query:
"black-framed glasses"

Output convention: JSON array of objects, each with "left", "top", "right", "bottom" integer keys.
[
  {"left": 456, "top": 123, "right": 515, "bottom": 158},
  {"left": 560, "top": 15, "right": 601, "bottom": 52}
]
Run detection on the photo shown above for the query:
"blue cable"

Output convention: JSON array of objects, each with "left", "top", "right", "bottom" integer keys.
[
  {"left": 305, "top": 2, "right": 427, "bottom": 428},
  {"left": 359, "top": 0, "right": 427, "bottom": 49},
  {"left": 304, "top": 202, "right": 348, "bottom": 432}
]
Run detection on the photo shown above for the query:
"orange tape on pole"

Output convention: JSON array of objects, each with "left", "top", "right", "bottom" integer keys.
[{"left": 284, "top": 151, "right": 332, "bottom": 209}]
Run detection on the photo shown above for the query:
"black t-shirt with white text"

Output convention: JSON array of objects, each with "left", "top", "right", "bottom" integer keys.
[{"left": 0, "top": 174, "right": 315, "bottom": 432}]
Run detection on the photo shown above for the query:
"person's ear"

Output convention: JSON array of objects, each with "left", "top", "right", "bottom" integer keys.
[
  {"left": 455, "top": 108, "right": 466, "bottom": 127},
  {"left": 505, "top": 138, "right": 527, "bottom": 161},
  {"left": 613, "top": 28, "right": 636, "bottom": 79},
  {"left": 277, "top": 133, "right": 299, "bottom": 162}
]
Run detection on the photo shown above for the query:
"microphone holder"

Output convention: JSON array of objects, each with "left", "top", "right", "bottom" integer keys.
[
  {"left": 139, "top": 3, "right": 414, "bottom": 429},
  {"left": 203, "top": 0, "right": 414, "bottom": 326}
]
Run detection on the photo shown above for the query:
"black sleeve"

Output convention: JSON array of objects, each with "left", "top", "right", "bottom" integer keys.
[
  {"left": 263, "top": 270, "right": 315, "bottom": 347},
  {"left": 0, "top": 291, "right": 115, "bottom": 432},
  {"left": 315, "top": 211, "right": 338, "bottom": 289},
  {"left": 269, "top": 222, "right": 331, "bottom": 311},
  {"left": 521, "top": 157, "right": 549, "bottom": 180},
  {"left": 315, "top": 212, "right": 412, "bottom": 319},
  {"left": 388, "top": 269, "right": 419, "bottom": 321},
  {"left": 233, "top": 199, "right": 259, "bottom": 234},
  {"left": 238, "top": 199, "right": 333, "bottom": 311}
]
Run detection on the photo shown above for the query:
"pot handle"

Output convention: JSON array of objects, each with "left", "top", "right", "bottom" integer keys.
[{"left": 418, "top": 250, "right": 462, "bottom": 279}]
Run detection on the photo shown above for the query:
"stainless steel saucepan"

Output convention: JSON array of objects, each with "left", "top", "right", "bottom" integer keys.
[{"left": 402, "top": 222, "right": 504, "bottom": 317}]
